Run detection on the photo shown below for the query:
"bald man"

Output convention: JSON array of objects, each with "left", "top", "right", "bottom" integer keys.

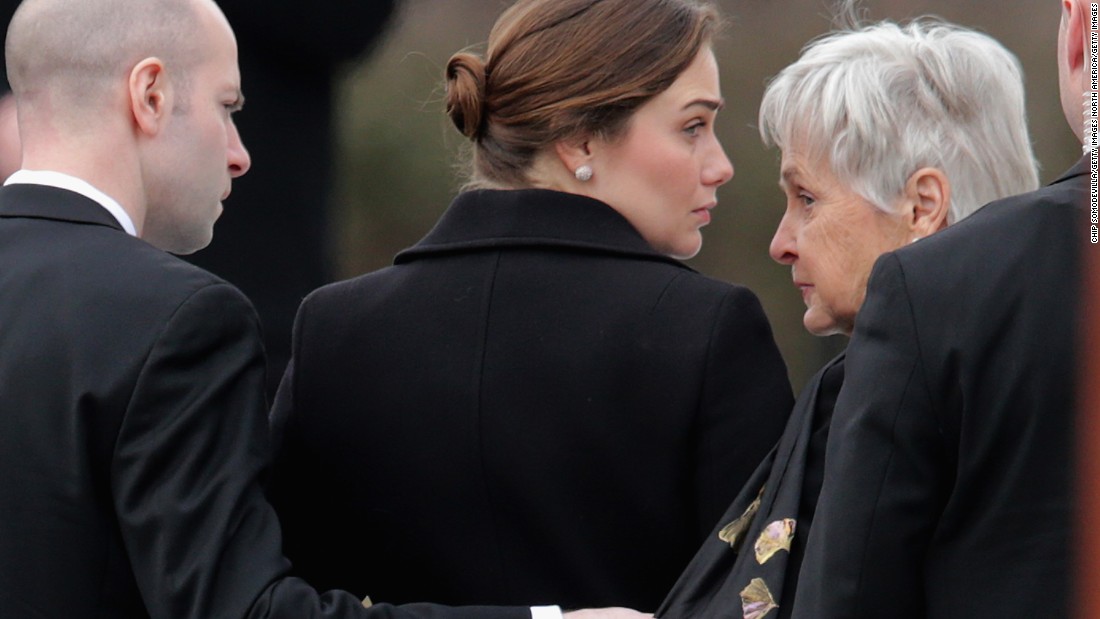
[{"left": 0, "top": 1, "right": 645, "bottom": 618}]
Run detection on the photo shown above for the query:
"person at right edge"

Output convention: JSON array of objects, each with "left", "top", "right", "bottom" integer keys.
[
  {"left": 790, "top": 0, "right": 1090, "bottom": 616},
  {"left": 269, "top": 0, "right": 793, "bottom": 613}
]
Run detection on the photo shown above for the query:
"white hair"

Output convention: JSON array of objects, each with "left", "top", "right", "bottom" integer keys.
[{"left": 759, "top": 18, "right": 1039, "bottom": 223}]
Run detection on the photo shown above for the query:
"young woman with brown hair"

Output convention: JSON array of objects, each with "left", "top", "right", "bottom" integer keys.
[{"left": 269, "top": 0, "right": 793, "bottom": 612}]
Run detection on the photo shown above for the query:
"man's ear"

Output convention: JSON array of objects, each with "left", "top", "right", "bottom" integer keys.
[
  {"left": 128, "top": 57, "right": 170, "bottom": 136},
  {"left": 1064, "top": 0, "right": 1088, "bottom": 75},
  {"left": 903, "top": 167, "right": 950, "bottom": 238}
]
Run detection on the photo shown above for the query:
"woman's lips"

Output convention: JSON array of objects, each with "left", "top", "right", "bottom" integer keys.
[
  {"left": 693, "top": 203, "right": 716, "bottom": 225},
  {"left": 795, "top": 281, "right": 813, "bottom": 301}
]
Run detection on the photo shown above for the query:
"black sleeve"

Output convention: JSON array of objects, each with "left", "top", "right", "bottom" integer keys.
[{"left": 113, "top": 283, "right": 528, "bottom": 619}]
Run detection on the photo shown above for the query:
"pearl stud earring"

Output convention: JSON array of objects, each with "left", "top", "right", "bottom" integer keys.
[{"left": 574, "top": 165, "right": 593, "bottom": 182}]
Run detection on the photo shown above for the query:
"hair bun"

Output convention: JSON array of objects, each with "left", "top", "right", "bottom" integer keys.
[{"left": 445, "top": 52, "right": 488, "bottom": 140}]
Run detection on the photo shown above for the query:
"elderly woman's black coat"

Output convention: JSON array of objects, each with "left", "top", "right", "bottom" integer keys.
[
  {"left": 657, "top": 353, "right": 844, "bottom": 619},
  {"left": 269, "top": 188, "right": 794, "bottom": 611}
]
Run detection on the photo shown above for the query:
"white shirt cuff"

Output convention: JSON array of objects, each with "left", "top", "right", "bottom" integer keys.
[{"left": 531, "top": 605, "right": 564, "bottom": 619}]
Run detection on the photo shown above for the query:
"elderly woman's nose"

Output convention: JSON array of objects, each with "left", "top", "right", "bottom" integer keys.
[{"left": 769, "top": 213, "right": 797, "bottom": 264}]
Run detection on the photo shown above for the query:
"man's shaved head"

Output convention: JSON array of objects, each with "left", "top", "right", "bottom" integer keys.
[
  {"left": 2, "top": 0, "right": 247, "bottom": 254},
  {"left": 5, "top": 0, "right": 207, "bottom": 116}
]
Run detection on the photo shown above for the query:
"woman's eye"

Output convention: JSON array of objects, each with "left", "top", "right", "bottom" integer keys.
[
  {"left": 798, "top": 192, "right": 815, "bottom": 207},
  {"left": 684, "top": 121, "right": 705, "bottom": 136}
]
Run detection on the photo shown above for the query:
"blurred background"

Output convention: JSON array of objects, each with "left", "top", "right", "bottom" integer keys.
[{"left": 245, "top": 0, "right": 1078, "bottom": 390}]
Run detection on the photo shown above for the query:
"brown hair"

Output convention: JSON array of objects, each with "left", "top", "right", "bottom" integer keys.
[{"left": 445, "top": 0, "right": 720, "bottom": 189}]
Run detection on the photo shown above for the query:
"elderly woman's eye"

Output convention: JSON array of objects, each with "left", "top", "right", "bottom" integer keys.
[{"left": 799, "top": 192, "right": 816, "bottom": 207}]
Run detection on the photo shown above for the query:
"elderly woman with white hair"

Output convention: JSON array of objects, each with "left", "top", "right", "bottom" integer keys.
[{"left": 657, "top": 16, "right": 1038, "bottom": 619}]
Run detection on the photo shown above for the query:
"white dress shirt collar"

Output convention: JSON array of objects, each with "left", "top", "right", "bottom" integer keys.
[{"left": 4, "top": 169, "right": 137, "bottom": 237}]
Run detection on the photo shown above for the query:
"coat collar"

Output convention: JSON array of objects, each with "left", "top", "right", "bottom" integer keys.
[
  {"left": 394, "top": 188, "right": 693, "bottom": 270},
  {"left": 1052, "top": 155, "right": 1089, "bottom": 185},
  {"left": 0, "top": 183, "right": 124, "bottom": 232}
]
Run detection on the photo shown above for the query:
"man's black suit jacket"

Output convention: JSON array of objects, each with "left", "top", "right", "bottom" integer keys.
[
  {"left": 0, "top": 184, "right": 528, "bottom": 619},
  {"left": 270, "top": 188, "right": 795, "bottom": 611},
  {"left": 792, "top": 159, "right": 1087, "bottom": 617}
]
